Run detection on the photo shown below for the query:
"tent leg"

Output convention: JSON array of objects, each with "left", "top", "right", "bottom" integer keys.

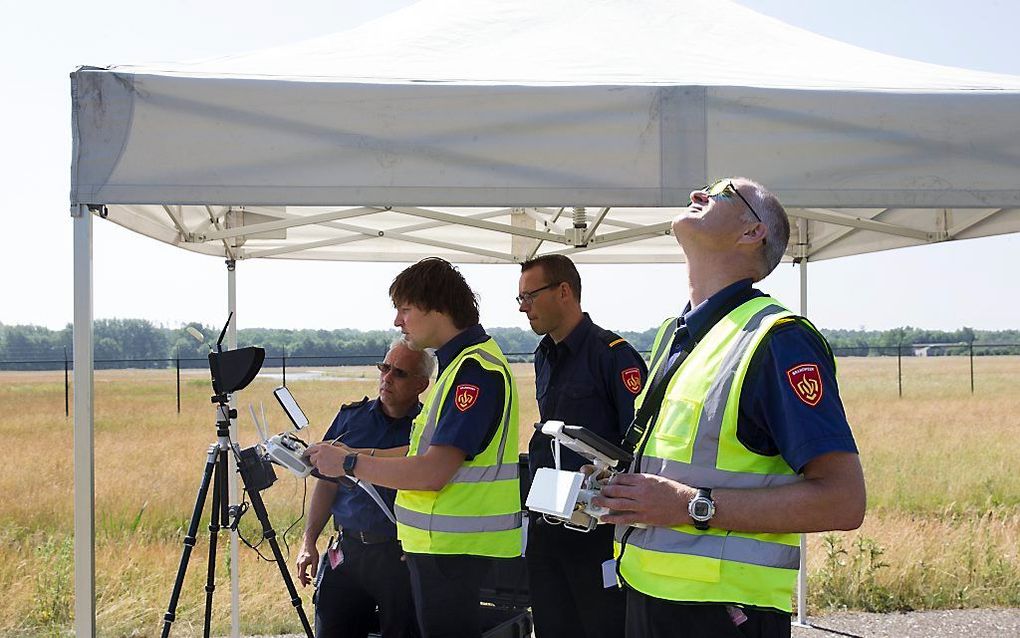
[
  {"left": 794, "top": 219, "right": 810, "bottom": 628},
  {"left": 73, "top": 204, "right": 96, "bottom": 637},
  {"left": 226, "top": 259, "right": 241, "bottom": 638}
]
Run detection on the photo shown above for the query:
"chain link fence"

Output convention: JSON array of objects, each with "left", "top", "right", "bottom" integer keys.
[{"left": 2, "top": 344, "right": 1018, "bottom": 416}]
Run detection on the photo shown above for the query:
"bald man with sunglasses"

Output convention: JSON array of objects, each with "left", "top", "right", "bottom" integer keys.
[
  {"left": 296, "top": 339, "right": 434, "bottom": 638},
  {"left": 593, "top": 178, "right": 866, "bottom": 638}
]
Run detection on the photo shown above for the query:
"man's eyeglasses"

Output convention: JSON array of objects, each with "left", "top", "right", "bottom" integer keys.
[
  {"left": 376, "top": 362, "right": 414, "bottom": 379},
  {"left": 700, "top": 179, "right": 762, "bottom": 223},
  {"left": 515, "top": 282, "right": 560, "bottom": 306}
]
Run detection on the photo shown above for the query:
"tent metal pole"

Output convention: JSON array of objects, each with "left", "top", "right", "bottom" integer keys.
[
  {"left": 226, "top": 259, "right": 241, "bottom": 638},
  {"left": 794, "top": 219, "right": 810, "bottom": 628},
  {"left": 72, "top": 204, "right": 96, "bottom": 638}
]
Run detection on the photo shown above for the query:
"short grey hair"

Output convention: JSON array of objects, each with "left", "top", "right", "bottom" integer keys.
[
  {"left": 736, "top": 177, "right": 790, "bottom": 280},
  {"left": 390, "top": 337, "right": 436, "bottom": 379}
]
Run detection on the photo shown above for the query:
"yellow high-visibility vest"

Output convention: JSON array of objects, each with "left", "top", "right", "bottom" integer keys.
[
  {"left": 617, "top": 297, "right": 830, "bottom": 612},
  {"left": 395, "top": 337, "right": 522, "bottom": 557}
]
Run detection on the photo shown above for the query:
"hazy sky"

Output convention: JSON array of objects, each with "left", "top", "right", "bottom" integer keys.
[{"left": 2, "top": 0, "right": 1018, "bottom": 334}]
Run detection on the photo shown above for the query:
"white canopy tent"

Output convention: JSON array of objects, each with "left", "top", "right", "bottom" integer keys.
[{"left": 70, "top": 0, "right": 1020, "bottom": 634}]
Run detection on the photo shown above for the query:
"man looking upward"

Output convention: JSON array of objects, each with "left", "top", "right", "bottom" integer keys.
[{"left": 594, "top": 178, "right": 866, "bottom": 638}]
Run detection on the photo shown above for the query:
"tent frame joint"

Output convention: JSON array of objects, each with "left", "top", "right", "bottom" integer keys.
[{"left": 73, "top": 204, "right": 106, "bottom": 219}]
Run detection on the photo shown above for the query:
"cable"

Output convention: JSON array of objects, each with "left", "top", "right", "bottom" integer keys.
[{"left": 279, "top": 477, "right": 309, "bottom": 557}]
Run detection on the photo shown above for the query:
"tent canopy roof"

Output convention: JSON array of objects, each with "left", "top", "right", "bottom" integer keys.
[
  {"left": 70, "top": 0, "right": 1020, "bottom": 264},
  {"left": 114, "top": 0, "right": 1020, "bottom": 90}
]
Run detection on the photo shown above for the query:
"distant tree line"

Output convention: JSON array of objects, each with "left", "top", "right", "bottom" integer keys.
[
  {"left": 821, "top": 326, "right": 1020, "bottom": 356},
  {"left": 1, "top": 320, "right": 1018, "bottom": 370}
]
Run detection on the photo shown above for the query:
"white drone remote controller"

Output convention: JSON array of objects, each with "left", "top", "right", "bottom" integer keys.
[
  {"left": 264, "top": 432, "right": 313, "bottom": 478},
  {"left": 248, "top": 386, "right": 315, "bottom": 479},
  {"left": 525, "top": 420, "right": 633, "bottom": 532}
]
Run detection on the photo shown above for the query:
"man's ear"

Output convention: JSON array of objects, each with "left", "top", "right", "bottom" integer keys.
[
  {"left": 558, "top": 281, "right": 571, "bottom": 300},
  {"left": 739, "top": 221, "right": 767, "bottom": 245}
]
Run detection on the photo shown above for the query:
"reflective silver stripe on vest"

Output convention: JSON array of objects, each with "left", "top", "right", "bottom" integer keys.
[
  {"left": 690, "top": 304, "right": 786, "bottom": 469},
  {"left": 395, "top": 504, "right": 522, "bottom": 533},
  {"left": 471, "top": 349, "right": 514, "bottom": 469},
  {"left": 626, "top": 526, "right": 800, "bottom": 570},
  {"left": 638, "top": 456, "right": 800, "bottom": 489},
  {"left": 416, "top": 372, "right": 452, "bottom": 455},
  {"left": 648, "top": 318, "right": 679, "bottom": 375},
  {"left": 450, "top": 463, "right": 519, "bottom": 483}
]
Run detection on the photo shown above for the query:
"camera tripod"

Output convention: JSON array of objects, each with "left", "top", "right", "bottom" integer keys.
[{"left": 161, "top": 397, "right": 313, "bottom": 638}]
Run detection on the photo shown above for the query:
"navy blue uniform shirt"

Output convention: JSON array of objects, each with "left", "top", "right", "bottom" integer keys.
[
  {"left": 667, "top": 279, "right": 858, "bottom": 473},
  {"left": 430, "top": 324, "right": 506, "bottom": 460},
  {"left": 530, "top": 313, "right": 648, "bottom": 476},
  {"left": 321, "top": 397, "right": 419, "bottom": 537}
]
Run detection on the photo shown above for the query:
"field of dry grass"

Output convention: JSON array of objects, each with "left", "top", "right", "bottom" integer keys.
[{"left": 1, "top": 356, "right": 1018, "bottom": 636}]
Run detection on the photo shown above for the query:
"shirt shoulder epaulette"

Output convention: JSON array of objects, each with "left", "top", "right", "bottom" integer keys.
[
  {"left": 339, "top": 396, "right": 370, "bottom": 411},
  {"left": 594, "top": 326, "right": 629, "bottom": 349},
  {"left": 760, "top": 315, "right": 835, "bottom": 365}
]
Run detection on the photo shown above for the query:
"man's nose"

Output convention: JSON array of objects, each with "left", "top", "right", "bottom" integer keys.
[
  {"left": 393, "top": 311, "right": 401, "bottom": 327},
  {"left": 689, "top": 189, "right": 709, "bottom": 204}
]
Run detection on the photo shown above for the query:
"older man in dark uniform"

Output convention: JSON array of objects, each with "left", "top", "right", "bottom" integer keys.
[
  {"left": 518, "top": 254, "right": 647, "bottom": 638},
  {"left": 296, "top": 339, "right": 433, "bottom": 638}
]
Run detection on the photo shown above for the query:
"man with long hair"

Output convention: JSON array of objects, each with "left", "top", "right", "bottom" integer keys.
[{"left": 307, "top": 258, "right": 521, "bottom": 638}]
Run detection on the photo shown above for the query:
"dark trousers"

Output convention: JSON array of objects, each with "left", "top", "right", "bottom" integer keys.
[
  {"left": 405, "top": 553, "right": 491, "bottom": 638},
  {"left": 314, "top": 538, "right": 419, "bottom": 638},
  {"left": 625, "top": 589, "right": 791, "bottom": 638},
  {"left": 525, "top": 518, "right": 625, "bottom": 638}
]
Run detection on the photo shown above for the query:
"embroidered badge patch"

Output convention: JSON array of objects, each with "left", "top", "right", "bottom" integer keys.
[
  {"left": 621, "top": 367, "right": 642, "bottom": 395},
  {"left": 454, "top": 384, "right": 480, "bottom": 412},
  {"left": 786, "top": 363, "right": 823, "bottom": 407}
]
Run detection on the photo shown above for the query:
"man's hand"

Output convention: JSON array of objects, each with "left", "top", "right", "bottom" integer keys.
[
  {"left": 295, "top": 542, "right": 319, "bottom": 587},
  {"left": 592, "top": 473, "right": 695, "bottom": 527},
  {"left": 305, "top": 442, "right": 351, "bottom": 477}
]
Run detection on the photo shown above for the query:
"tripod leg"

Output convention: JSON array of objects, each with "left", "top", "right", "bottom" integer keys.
[
  {"left": 241, "top": 482, "right": 315, "bottom": 638},
  {"left": 162, "top": 445, "right": 218, "bottom": 638},
  {"left": 201, "top": 447, "right": 229, "bottom": 638}
]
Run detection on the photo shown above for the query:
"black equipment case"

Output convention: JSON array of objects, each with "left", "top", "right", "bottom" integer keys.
[
  {"left": 475, "top": 454, "right": 533, "bottom": 637},
  {"left": 476, "top": 554, "right": 532, "bottom": 638}
]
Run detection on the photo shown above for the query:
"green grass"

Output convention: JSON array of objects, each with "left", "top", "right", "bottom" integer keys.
[{"left": 1, "top": 359, "right": 1019, "bottom": 635}]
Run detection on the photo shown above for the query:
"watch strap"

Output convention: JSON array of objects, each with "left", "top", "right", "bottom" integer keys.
[{"left": 343, "top": 452, "right": 359, "bottom": 478}]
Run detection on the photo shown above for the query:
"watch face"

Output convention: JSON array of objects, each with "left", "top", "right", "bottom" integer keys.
[{"left": 692, "top": 500, "right": 711, "bottom": 519}]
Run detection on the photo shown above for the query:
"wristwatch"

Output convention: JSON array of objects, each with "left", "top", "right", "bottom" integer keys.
[
  {"left": 688, "top": 488, "right": 715, "bottom": 531},
  {"left": 343, "top": 452, "right": 360, "bottom": 478}
]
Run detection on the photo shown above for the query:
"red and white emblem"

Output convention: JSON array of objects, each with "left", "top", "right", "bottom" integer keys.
[
  {"left": 786, "top": 363, "right": 823, "bottom": 407},
  {"left": 454, "top": 384, "right": 480, "bottom": 412},
  {"left": 621, "top": 367, "right": 642, "bottom": 395}
]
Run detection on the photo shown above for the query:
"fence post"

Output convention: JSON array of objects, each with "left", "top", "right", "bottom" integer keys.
[
  {"left": 64, "top": 346, "right": 70, "bottom": 418},
  {"left": 176, "top": 348, "right": 181, "bottom": 414},
  {"left": 969, "top": 341, "right": 974, "bottom": 394},
  {"left": 282, "top": 346, "right": 287, "bottom": 387},
  {"left": 897, "top": 344, "right": 902, "bottom": 398}
]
